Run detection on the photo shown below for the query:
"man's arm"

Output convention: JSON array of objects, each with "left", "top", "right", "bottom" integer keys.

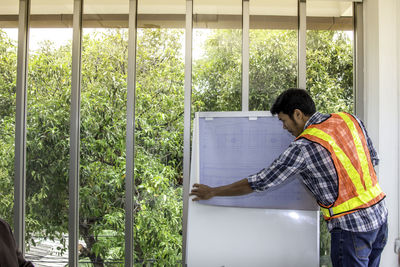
[
  {"left": 190, "top": 143, "right": 306, "bottom": 201},
  {"left": 189, "top": 178, "right": 253, "bottom": 201}
]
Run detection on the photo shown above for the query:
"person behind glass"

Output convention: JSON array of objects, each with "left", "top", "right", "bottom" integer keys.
[
  {"left": 190, "top": 88, "right": 388, "bottom": 267},
  {"left": 0, "top": 218, "right": 34, "bottom": 267}
]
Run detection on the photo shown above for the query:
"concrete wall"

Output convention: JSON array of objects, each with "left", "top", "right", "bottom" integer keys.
[{"left": 364, "top": 0, "right": 400, "bottom": 266}]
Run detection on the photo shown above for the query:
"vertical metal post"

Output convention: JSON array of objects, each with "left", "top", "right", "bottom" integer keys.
[
  {"left": 126, "top": 0, "right": 138, "bottom": 266},
  {"left": 354, "top": 2, "right": 364, "bottom": 120},
  {"left": 69, "top": 0, "right": 83, "bottom": 266},
  {"left": 14, "top": 0, "right": 30, "bottom": 255},
  {"left": 182, "top": 0, "right": 193, "bottom": 265},
  {"left": 298, "top": 0, "right": 306, "bottom": 89},
  {"left": 242, "top": 0, "right": 249, "bottom": 111}
]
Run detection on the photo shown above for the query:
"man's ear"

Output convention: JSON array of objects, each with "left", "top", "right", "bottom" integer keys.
[{"left": 293, "top": 109, "right": 304, "bottom": 120}]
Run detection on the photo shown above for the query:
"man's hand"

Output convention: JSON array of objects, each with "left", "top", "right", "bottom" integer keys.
[
  {"left": 189, "top": 183, "right": 215, "bottom": 201},
  {"left": 189, "top": 179, "right": 253, "bottom": 201}
]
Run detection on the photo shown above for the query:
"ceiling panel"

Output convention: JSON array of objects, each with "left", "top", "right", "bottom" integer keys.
[
  {"left": 138, "top": 0, "right": 185, "bottom": 14},
  {"left": 0, "top": 0, "right": 19, "bottom": 14},
  {"left": 250, "top": 0, "right": 297, "bottom": 16},
  {"left": 0, "top": 0, "right": 355, "bottom": 17},
  {"left": 193, "top": 0, "right": 242, "bottom": 15},
  {"left": 31, "top": 0, "right": 73, "bottom": 15},
  {"left": 307, "top": 1, "right": 353, "bottom": 17}
]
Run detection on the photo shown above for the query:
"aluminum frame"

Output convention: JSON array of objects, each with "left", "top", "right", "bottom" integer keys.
[
  {"left": 14, "top": 0, "right": 30, "bottom": 254},
  {"left": 298, "top": 0, "right": 306, "bottom": 89},
  {"left": 182, "top": 0, "right": 193, "bottom": 265},
  {"left": 68, "top": 0, "right": 83, "bottom": 265},
  {"left": 354, "top": 2, "right": 364, "bottom": 120},
  {"left": 125, "top": 0, "right": 138, "bottom": 266},
  {"left": 197, "top": 111, "right": 272, "bottom": 118},
  {"left": 242, "top": 0, "right": 249, "bottom": 111}
]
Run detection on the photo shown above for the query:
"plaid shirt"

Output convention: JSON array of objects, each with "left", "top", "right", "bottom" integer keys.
[{"left": 247, "top": 112, "right": 388, "bottom": 232}]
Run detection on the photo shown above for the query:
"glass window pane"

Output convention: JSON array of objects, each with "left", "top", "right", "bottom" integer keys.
[
  {"left": 249, "top": 0, "right": 298, "bottom": 111},
  {"left": 306, "top": 0, "right": 354, "bottom": 114},
  {"left": 134, "top": 0, "right": 185, "bottom": 265},
  {"left": 80, "top": 28, "right": 128, "bottom": 266},
  {"left": 0, "top": 0, "right": 18, "bottom": 227},
  {"left": 80, "top": 8, "right": 129, "bottom": 267},
  {"left": 192, "top": 0, "right": 242, "bottom": 112},
  {"left": 25, "top": 1, "right": 73, "bottom": 265},
  {"left": 79, "top": 1, "right": 129, "bottom": 266}
]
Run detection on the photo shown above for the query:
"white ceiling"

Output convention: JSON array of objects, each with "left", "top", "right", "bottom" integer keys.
[{"left": 0, "top": 0, "right": 353, "bottom": 17}]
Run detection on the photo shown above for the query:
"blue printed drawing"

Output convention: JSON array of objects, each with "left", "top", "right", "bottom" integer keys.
[{"left": 198, "top": 115, "right": 319, "bottom": 211}]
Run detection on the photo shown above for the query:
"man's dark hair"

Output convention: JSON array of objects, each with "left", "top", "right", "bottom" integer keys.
[{"left": 270, "top": 88, "right": 316, "bottom": 118}]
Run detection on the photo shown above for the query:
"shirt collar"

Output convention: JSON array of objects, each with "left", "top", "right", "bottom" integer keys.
[{"left": 303, "top": 112, "right": 329, "bottom": 130}]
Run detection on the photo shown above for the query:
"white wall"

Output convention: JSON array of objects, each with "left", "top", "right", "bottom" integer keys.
[{"left": 364, "top": 0, "right": 400, "bottom": 266}]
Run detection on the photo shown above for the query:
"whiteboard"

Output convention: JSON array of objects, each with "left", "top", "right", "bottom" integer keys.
[{"left": 186, "top": 112, "right": 320, "bottom": 267}]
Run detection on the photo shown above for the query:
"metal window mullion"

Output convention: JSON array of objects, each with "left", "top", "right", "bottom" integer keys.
[
  {"left": 353, "top": 2, "right": 364, "bottom": 120},
  {"left": 182, "top": 0, "right": 193, "bottom": 265},
  {"left": 242, "top": 0, "right": 249, "bottom": 111},
  {"left": 69, "top": 0, "right": 83, "bottom": 266},
  {"left": 125, "top": 0, "right": 138, "bottom": 266},
  {"left": 298, "top": 0, "right": 306, "bottom": 89},
  {"left": 14, "top": 0, "right": 30, "bottom": 255}
]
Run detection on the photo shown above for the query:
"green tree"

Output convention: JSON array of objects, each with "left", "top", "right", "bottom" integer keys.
[
  {"left": 193, "top": 29, "right": 242, "bottom": 112},
  {"left": 0, "top": 30, "right": 17, "bottom": 225},
  {"left": 193, "top": 29, "right": 353, "bottom": 114},
  {"left": 307, "top": 30, "right": 353, "bottom": 114},
  {"left": 249, "top": 30, "right": 298, "bottom": 111}
]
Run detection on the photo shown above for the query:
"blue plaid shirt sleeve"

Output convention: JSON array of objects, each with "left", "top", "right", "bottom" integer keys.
[{"left": 247, "top": 144, "right": 306, "bottom": 192}]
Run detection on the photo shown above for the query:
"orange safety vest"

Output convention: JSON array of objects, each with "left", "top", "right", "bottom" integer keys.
[{"left": 297, "top": 112, "right": 386, "bottom": 220}]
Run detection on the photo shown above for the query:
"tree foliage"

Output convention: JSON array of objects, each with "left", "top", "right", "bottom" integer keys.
[
  {"left": 193, "top": 29, "right": 353, "bottom": 114},
  {"left": 249, "top": 30, "right": 298, "bottom": 111},
  {"left": 307, "top": 30, "right": 353, "bottom": 114},
  {"left": 0, "top": 30, "right": 16, "bottom": 225}
]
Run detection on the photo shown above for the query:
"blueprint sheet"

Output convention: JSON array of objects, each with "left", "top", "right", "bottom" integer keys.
[{"left": 198, "top": 114, "right": 318, "bottom": 210}]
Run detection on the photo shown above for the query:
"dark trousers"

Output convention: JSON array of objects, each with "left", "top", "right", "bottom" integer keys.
[{"left": 330, "top": 221, "right": 388, "bottom": 267}]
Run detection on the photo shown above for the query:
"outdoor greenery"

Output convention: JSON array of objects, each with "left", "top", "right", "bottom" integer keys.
[{"left": 0, "top": 27, "right": 352, "bottom": 266}]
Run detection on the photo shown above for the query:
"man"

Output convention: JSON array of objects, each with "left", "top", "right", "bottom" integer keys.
[
  {"left": 0, "top": 218, "right": 34, "bottom": 267},
  {"left": 190, "top": 88, "right": 388, "bottom": 267}
]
